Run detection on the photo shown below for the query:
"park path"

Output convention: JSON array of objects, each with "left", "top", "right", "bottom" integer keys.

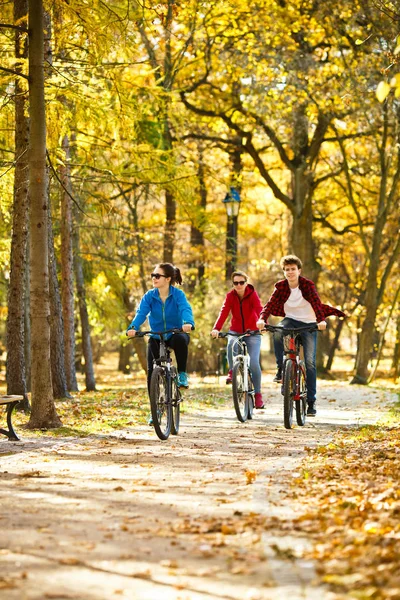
[{"left": 0, "top": 379, "right": 397, "bottom": 600}]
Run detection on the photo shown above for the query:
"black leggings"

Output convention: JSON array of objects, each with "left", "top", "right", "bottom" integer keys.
[{"left": 147, "top": 333, "right": 190, "bottom": 392}]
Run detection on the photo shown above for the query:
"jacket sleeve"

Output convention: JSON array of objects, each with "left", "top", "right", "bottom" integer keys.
[
  {"left": 127, "top": 292, "right": 152, "bottom": 331},
  {"left": 259, "top": 286, "right": 280, "bottom": 321},
  {"left": 213, "top": 294, "right": 232, "bottom": 330},
  {"left": 252, "top": 290, "right": 264, "bottom": 318},
  {"left": 176, "top": 290, "right": 195, "bottom": 326}
]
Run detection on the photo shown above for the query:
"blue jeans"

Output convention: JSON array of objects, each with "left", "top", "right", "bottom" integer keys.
[
  {"left": 227, "top": 332, "right": 262, "bottom": 394},
  {"left": 273, "top": 318, "right": 317, "bottom": 404}
]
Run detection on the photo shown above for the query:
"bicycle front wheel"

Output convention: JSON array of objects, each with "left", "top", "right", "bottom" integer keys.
[
  {"left": 170, "top": 370, "right": 181, "bottom": 435},
  {"left": 232, "top": 360, "right": 248, "bottom": 422},
  {"left": 247, "top": 371, "right": 254, "bottom": 420},
  {"left": 149, "top": 366, "right": 172, "bottom": 440},
  {"left": 283, "top": 360, "right": 294, "bottom": 429},
  {"left": 296, "top": 361, "right": 307, "bottom": 426}
]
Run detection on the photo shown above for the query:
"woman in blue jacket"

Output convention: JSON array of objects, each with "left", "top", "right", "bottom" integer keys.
[{"left": 126, "top": 263, "right": 194, "bottom": 390}]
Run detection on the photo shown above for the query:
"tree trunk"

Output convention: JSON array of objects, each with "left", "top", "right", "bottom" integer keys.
[
  {"left": 6, "top": 0, "right": 29, "bottom": 408},
  {"left": 47, "top": 202, "right": 70, "bottom": 398},
  {"left": 73, "top": 226, "right": 96, "bottom": 392},
  {"left": 163, "top": 188, "right": 176, "bottom": 263},
  {"left": 60, "top": 135, "right": 78, "bottom": 391},
  {"left": 352, "top": 257, "right": 381, "bottom": 384},
  {"left": 289, "top": 105, "right": 322, "bottom": 282},
  {"left": 187, "top": 148, "right": 207, "bottom": 293},
  {"left": 325, "top": 318, "right": 345, "bottom": 372},
  {"left": 392, "top": 314, "right": 400, "bottom": 379},
  {"left": 24, "top": 238, "right": 31, "bottom": 391},
  {"left": 27, "top": 0, "right": 61, "bottom": 428},
  {"left": 118, "top": 344, "right": 132, "bottom": 375}
]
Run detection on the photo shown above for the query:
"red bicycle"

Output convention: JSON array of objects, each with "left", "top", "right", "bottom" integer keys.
[{"left": 265, "top": 324, "right": 318, "bottom": 429}]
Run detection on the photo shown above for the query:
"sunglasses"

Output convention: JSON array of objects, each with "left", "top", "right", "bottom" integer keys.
[
  {"left": 233, "top": 281, "right": 246, "bottom": 286},
  {"left": 151, "top": 273, "right": 168, "bottom": 280}
]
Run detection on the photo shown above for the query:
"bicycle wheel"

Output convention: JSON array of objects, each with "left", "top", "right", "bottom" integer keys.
[
  {"left": 296, "top": 361, "right": 307, "bottom": 426},
  {"left": 247, "top": 371, "right": 254, "bottom": 420},
  {"left": 283, "top": 360, "right": 294, "bottom": 429},
  {"left": 232, "top": 360, "right": 248, "bottom": 422},
  {"left": 149, "top": 366, "right": 172, "bottom": 440},
  {"left": 170, "top": 369, "right": 181, "bottom": 435}
]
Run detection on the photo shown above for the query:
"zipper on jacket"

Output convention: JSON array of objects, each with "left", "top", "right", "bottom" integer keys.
[{"left": 239, "top": 299, "right": 245, "bottom": 332}]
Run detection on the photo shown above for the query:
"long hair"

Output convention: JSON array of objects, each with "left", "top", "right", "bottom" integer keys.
[{"left": 156, "top": 263, "right": 183, "bottom": 285}]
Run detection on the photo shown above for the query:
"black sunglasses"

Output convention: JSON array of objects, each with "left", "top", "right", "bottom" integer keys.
[
  {"left": 233, "top": 280, "right": 246, "bottom": 286},
  {"left": 151, "top": 273, "right": 168, "bottom": 280}
]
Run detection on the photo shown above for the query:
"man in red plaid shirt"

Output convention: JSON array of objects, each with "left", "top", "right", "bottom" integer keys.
[{"left": 256, "top": 255, "right": 345, "bottom": 416}]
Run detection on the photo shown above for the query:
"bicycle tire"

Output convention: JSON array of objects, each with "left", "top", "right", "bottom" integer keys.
[
  {"left": 149, "top": 366, "right": 172, "bottom": 440},
  {"left": 247, "top": 371, "right": 254, "bottom": 420},
  {"left": 296, "top": 361, "right": 307, "bottom": 426},
  {"left": 283, "top": 360, "right": 294, "bottom": 429},
  {"left": 170, "top": 369, "right": 181, "bottom": 435},
  {"left": 232, "top": 360, "right": 248, "bottom": 422}
]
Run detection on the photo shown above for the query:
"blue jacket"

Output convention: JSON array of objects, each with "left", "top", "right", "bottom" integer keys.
[{"left": 127, "top": 286, "right": 195, "bottom": 338}]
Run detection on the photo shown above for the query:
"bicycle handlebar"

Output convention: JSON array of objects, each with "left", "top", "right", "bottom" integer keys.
[
  {"left": 263, "top": 324, "right": 320, "bottom": 334},
  {"left": 128, "top": 326, "right": 194, "bottom": 338},
  {"left": 214, "top": 329, "right": 261, "bottom": 339}
]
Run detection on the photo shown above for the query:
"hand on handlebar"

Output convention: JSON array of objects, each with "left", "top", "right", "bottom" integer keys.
[
  {"left": 182, "top": 323, "right": 193, "bottom": 333},
  {"left": 210, "top": 329, "right": 220, "bottom": 338},
  {"left": 256, "top": 319, "right": 266, "bottom": 331},
  {"left": 127, "top": 329, "right": 136, "bottom": 337},
  {"left": 317, "top": 320, "right": 327, "bottom": 331}
]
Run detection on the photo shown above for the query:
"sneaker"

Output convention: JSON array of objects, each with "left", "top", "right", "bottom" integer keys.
[
  {"left": 273, "top": 368, "right": 282, "bottom": 383},
  {"left": 307, "top": 403, "right": 317, "bottom": 417},
  {"left": 255, "top": 393, "right": 264, "bottom": 409},
  {"left": 226, "top": 369, "right": 233, "bottom": 384},
  {"left": 148, "top": 415, "right": 153, "bottom": 426},
  {"left": 177, "top": 372, "right": 189, "bottom": 388}
]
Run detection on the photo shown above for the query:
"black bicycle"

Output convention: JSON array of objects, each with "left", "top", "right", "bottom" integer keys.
[
  {"left": 215, "top": 331, "right": 258, "bottom": 423},
  {"left": 265, "top": 324, "right": 318, "bottom": 429},
  {"left": 135, "top": 328, "right": 190, "bottom": 440}
]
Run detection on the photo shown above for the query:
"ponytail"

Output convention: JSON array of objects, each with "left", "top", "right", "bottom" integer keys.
[{"left": 156, "top": 263, "right": 183, "bottom": 285}]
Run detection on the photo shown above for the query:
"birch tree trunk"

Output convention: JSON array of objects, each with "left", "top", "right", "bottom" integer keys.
[
  {"left": 6, "top": 0, "right": 29, "bottom": 408},
  {"left": 27, "top": 0, "right": 61, "bottom": 428}
]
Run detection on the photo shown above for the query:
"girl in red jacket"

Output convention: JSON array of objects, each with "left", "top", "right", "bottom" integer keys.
[{"left": 211, "top": 271, "right": 264, "bottom": 409}]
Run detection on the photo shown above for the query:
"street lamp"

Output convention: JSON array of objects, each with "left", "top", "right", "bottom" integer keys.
[{"left": 223, "top": 187, "right": 241, "bottom": 279}]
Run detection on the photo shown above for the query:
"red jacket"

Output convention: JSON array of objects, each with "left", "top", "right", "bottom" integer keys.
[
  {"left": 213, "top": 284, "right": 264, "bottom": 333},
  {"left": 260, "top": 276, "right": 345, "bottom": 323}
]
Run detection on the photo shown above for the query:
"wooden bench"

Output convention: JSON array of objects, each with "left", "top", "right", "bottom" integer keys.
[{"left": 0, "top": 395, "right": 23, "bottom": 441}]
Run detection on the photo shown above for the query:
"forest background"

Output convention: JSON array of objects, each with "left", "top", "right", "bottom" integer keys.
[{"left": 0, "top": 0, "right": 399, "bottom": 428}]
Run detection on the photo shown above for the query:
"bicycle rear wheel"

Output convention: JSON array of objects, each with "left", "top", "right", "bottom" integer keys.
[
  {"left": 283, "top": 360, "right": 294, "bottom": 429},
  {"left": 170, "top": 369, "right": 181, "bottom": 435},
  {"left": 149, "top": 366, "right": 172, "bottom": 440},
  {"left": 232, "top": 360, "right": 248, "bottom": 422},
  {"left": 295, "top": 361, "right": 307, "bottom": 426}
]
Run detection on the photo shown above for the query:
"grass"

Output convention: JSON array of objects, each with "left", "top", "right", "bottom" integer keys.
[{"left": 8, "top": 372, "right": 232, "bottom": 439}]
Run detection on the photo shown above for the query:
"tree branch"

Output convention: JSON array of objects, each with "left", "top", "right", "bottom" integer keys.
[
  {"left": 0, "top": 65, "right": 29, "bottom": 80},
  {"left": 0, "top": 23, "right": 28, "bottom": 33}
]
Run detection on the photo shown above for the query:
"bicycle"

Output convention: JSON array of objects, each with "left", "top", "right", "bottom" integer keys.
[
  {"left": 134, "top": 328, "right": 190, "bottom": 441},
  {"left": 216, "top": 330, "right": 259, "bottom": 423},
  {"left": 264, "top": 324, "right": 318, "bottom": 429}
]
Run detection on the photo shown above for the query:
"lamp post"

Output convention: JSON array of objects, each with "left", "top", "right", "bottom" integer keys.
[{"left": 223, "top": 187, "right": 241, "bottom": 280}]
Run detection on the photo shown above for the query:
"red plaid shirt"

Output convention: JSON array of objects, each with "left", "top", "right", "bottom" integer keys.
[{"left": 260, "top": 276, "right": 345, "bottom": 323}]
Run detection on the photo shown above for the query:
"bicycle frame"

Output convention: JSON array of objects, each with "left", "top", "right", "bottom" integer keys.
[
  {"left": 231, "top": 335, "right": 251, "bottom": 394},
  {"left": 283, "top": 333, "right": 303, "bottom": 402}
]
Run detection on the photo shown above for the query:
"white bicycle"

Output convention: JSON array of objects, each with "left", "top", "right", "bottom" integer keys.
[{"left": 217, "top": 330, "right": 259, "bottom": 422}]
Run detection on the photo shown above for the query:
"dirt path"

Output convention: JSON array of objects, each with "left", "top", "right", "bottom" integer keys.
[{"left": 0, "top": 380, "right": 397, "bottom": 600}]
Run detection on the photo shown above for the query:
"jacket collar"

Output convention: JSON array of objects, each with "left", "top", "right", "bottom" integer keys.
[{"left": 229, "top": 283, "right": 255, "bottom": 299}]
